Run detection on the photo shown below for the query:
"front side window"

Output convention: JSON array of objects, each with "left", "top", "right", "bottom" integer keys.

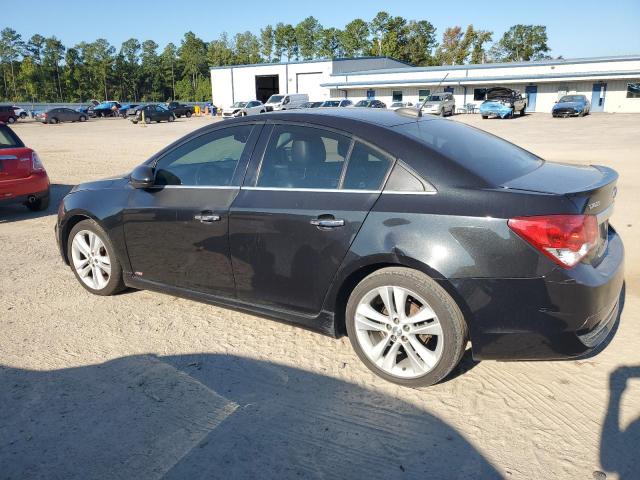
[
  {"left": 343, "top": 142, "right": 393, "bottom": 191},
  {"left": 257, "top": 125, "right": 350, "bottom": 189},
  {"left": 392, "top": 91, "right": 403, "bottom": 102},
  {"left": 154, "top": 125, "right": 253, "bottom": 186}
]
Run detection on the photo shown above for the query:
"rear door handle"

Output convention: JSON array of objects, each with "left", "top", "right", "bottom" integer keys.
[
  {"left": 310, "top": 219, "right": 345, "bottom": 228},
  {"left": 194, "top": 213, "right": 221, "bottom": 223}
]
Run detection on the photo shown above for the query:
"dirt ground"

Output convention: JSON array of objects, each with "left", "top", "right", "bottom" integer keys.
[{"left": 1, "top": 113, "right": 638, "bottom": 479}]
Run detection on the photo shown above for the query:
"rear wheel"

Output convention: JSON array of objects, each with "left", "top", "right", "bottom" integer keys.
[
  {"left": 345, "top": 267, "right": 467, "bottom": 387},
  {"left": 67, "top": 219, "right": 125, "bottom": 296},
  {"left": 519, "top": 108, "right": 526, "bottom": 116},
  {"left": 186, "top": 111, "right": 192, "bottom": 118},
  {"left": 49, "top": 117, "right": 59, "bottom": 124},
  {"left": 79, "top": 115, "right": 87, "bottom": 122},
  {"left": 7, "top": 116, "right": 16, "bottom": 124}
]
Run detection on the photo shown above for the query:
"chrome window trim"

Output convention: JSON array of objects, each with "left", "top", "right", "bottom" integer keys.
[
  {"left": 147, "top": 185, "right": 240, "bottom": 190},
  {"left": 241, "top": 186, "right": 380, "bottom": 194},
  {"left": 381, "top": 190, "right": 437, "bottom": 196}
]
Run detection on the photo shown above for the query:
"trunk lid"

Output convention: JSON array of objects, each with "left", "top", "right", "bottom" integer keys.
[
  {"left": 504, "top": 161, "right": 617, "bottom": 264},
  {"left": 0, "top": 148, "right": 33, "bottom": 180}
]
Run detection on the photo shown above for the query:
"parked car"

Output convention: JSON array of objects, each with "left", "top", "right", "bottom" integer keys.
[
  {"left": 130, "top": 104, "right": 175, "bottom": 124},
  {"left": 389, "top": 101, "right": 414, "bottom": 110},
  {"left": 0, "top": 123, "right": 50, "bottom": 211},
  {"left": 167, "top": 101, "right": 195, "bottom": 118},
  {"left": 552, "top": 94, "right": 591, "bottom": 117},
  {"left": 0, "top": 105, "right": 18, "bottom": 124},
  {"left": 35, "top": 107, "right": 88, "bottom": 124},
  {"left": 320, "top": 99, "right": 353, "bottom": 108},
  {"left": 264, "top": 93, "right": 309, "bottom": 111},
  {"left": 11, "top": 106, "right": 28, "bottom": 119},
  {"left": 480, "top": 88, "right": 527, "bottom": 119},
  {"left": 420, "top": 93, "right": 455, "bottom": 116},
  {"left": 92, "top": 101, "right": 121, "bottom": 117},
  {"left": 222, "top": 101, "right": 265, "bottom": 118},
  {"left": 54, "top": 108, "right": 624, "bottom": 387},
  {"left": 354, "top": 99, "right": 387, "bottom": 108},
  {"left": 78, "top": 99, "right": 100, "bottom": 116},
  {"left": 118, "top": 104, "right": 140, "bottom": 117},
  {"left": 300, "top": 101, "right": 324, "bottom": 108}
]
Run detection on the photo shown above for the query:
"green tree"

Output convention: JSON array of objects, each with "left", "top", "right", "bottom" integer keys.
[
  {"left": 0, "top": 28, "right": 24, "bottom": 100},
  {"left": 341, "top": 19, "right": 370, "bottom": 57},
  {"left": 19, "top": 56, "right": 38, "bottom": 100},
  {"left": 295, "top": 16, "right": 322, "bottom": 60},
  {"left": 317, "top": 28, "right": 342, "bottom": 58},
  {"left": 435, "top": 26, "right": 463, "bottom": 65},
  {"left": 119, "top": 38, "right": 141, "bottom": 100},
  {"left": 274, "top": 23, "right": 297, "bottom": 61},
  {"left": 234, "top": 31, "right": 261, "bottom": 64},
  {"left": 490, "top": 25, "right": 550, "bottom": 61},
  {"left": 369, "top": 11, "right": 390, "bottom": 56},
  {"left": 207, "top": 33, "right": 235, "bottom": 66},
  {"left": 141, "top": 40, "right": 163, "bottom": 101},
  {"left": 43, "top": 37, "right": 65, "bottom": 100},
  {"left": 470, "top": 30, "right": 492, "bottom": 64},
  {"left": 178, "top": 32, "right": 207, "bottom": 96},
  {"left": 260, "top": 25, "right": 274, "bottom": 61},
  {"left": 404, "top": 20, "right": 437, "bottom": 65},
  {"left": 64, "top": 47, "right": 84, "bottom": 101},
  {"left": 161, "top": 42, "right": 178, "bottom": 100}
]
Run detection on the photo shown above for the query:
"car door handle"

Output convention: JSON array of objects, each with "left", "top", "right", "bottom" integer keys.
[
  {"left": 310, "top": 219, "right": 345, "bottom": 228},
  {"left": 194, "top": 213, "right": 220, "bottom": 223}
]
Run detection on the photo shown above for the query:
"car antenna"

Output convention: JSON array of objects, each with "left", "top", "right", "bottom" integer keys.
[{"left": 418, "top": 72, "right": 450, "bottom": 116}]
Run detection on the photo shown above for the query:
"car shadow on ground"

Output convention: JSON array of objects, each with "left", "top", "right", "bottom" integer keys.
[
  {"left": 0, "top": 183, "right": 72, "bottom": 224},
  {"left": 0, "top": 353, "right": 501, "bottom": 480}
]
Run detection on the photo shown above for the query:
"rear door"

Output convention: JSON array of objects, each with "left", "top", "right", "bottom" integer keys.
[
  {"left": 229, "top": 122, "right": 394, "bottom": 315},
  {"left": 123, "top": 123, "right": 261, "bottom": 294}
]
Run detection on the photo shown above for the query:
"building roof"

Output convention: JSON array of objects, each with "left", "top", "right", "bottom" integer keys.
[{"left": 209, "top": 56, "right": 412, "bottom": 72}]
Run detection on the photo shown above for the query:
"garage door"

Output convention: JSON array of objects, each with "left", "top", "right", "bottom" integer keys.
[{"left": 296, "top": 72, "right": 325, "bottom": 100}]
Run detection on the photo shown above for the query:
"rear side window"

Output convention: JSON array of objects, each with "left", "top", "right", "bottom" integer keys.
[
  {"left": 342, "top": 142, "right": 392, "bottom": 190},
  {"left": 155, "top": 125, "right": 253, "bottom": 186},
  {"left": 395, "top": 120, "right": 543, "bottom": 185},
  {"left": 0, "top": 126, "right": 23, "bottom": 148},
  {"left": 257, "top": 125, "right": 350, "bottom": 189}
]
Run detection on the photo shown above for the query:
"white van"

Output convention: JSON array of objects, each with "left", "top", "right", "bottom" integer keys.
[{"left": 265, "top": 93, "right": 309, "bottom": 111}]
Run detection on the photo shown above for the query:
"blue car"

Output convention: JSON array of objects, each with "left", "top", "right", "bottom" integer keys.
[
  {"left": 480, "top": 87, "right": 528, "bottom": 119},
  {"left": 552, "top": 94, "right": 591, "bottom": 117}
]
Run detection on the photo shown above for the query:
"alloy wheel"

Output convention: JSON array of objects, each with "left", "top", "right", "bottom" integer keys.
[
  {"left": 71, "top": 230, "right": 111, "bottom": 290},
  {"left": 354, "top": 286, "right": 444, "bottom": 378}
]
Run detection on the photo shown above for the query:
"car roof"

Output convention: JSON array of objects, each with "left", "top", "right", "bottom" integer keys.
[{"left": 257, "top": 108, "right": 427, "bottom": 128}]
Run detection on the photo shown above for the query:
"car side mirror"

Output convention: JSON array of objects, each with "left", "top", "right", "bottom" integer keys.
[{"left": 130, "top": 165, "right": 155, "bottom": 189}]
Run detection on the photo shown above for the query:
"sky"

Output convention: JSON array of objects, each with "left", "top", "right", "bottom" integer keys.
[{"left": 3, "top": 0, "right": 640, "bottom": 59}]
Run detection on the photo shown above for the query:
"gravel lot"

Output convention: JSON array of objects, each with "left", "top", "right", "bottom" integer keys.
[{"left": 1, "top": 113, "right": 638, "bottom": 479}]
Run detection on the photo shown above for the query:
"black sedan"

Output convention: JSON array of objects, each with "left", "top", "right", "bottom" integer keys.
[
  {"left": 35, "top": 107, "right": 88, "bottom": 124},
  {"left": 130, "top": 104, "right": 176, "bottom": 124},
  {"left": 55, "top": 109, "right": 624, "bottom": 387},
  {"left": 354, "top": 99, "right": 387, "bottom": 108}
]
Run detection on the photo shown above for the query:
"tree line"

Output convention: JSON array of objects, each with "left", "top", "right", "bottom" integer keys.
[{"left": 0, "top": 12, "right": 552, "bottom": 103}]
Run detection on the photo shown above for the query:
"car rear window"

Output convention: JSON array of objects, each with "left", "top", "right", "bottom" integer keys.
[
  {"left": 0, "top": 126, "right": 24, "bottom": 148},
  {"left": 394, "top": 120, "right": 543, "bottom": 185}
]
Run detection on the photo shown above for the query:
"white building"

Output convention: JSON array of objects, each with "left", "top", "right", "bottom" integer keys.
[{"left": 211, "top": 55, "right": 640, "bottom": 113}]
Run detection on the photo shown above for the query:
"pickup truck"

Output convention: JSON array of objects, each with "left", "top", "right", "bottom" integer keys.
[{"left": 166, "top": 102, "right": 194, "bottom": 118}]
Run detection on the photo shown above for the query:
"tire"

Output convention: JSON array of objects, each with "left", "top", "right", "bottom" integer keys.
[
  {"left": 482, "top": 115, "right": 488, "bottom": 119},
  {"left": 131, "top": 120, "right": 138, "bottom": 124},
  {"left": 79, "top": 115, "right": 87, "bottom": 122},
  {"left": 439, "top": 108, "right": 445, "bottom": 117},
  {"left": 19, "top": 112, "right": 27, "bottom": 119},
  {"left": 186, "top": 111, "right": 192, "bottom": 118},
  {"left": 345, "top": 267, "right": 467, "bottom": 388},
  {"left": 49, "top": 118, "right": 59, "bottom": 124},
  {"left": 25, "top": 192, "right": 49, "bottom": 211},
  {"left": 67, "top": 219, "right": 126, "bottom": 296},
  {"left": 519, "top": 108, "right": 525, "bottom": 116},
  {"left": 7, "top": 116, "right": 16, "bottom": 124}
]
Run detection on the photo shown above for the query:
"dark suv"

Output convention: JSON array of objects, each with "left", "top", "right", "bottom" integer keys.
[
  {"left": 55, "top": 109, "right": 624, "bottom": 387},
  {"left": 0, "top": 105, "right": 18, "bottom": 124}
]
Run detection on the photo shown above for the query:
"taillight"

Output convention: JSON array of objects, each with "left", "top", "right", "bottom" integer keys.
[
  {"left": 508, "top": 215, "right": 599, "bottom": 268},
  {"left": 31, "top": 151, "right": 45, "bottom": 172}
]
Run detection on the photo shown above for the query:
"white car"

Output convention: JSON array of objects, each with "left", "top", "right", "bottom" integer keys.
[
  {"left": 222, "top": 100, "right": 265, "bottom": 118},
  {"left": 12, "top": 106, "right": 28, "bottom": 119}
]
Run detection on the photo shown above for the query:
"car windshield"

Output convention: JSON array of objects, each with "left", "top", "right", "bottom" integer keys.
[
  {"left": 394, "top": 119, "right": 543, "bottom": 185},
  {"left": 266, "top": 96, "right": 284, "bottom": 104},
  {"left": 0, "top": 126, "right": 23, "bottom": 148},
  {"left": 426, "top": 95, "right": 442, "bottom": 102},
  {"left": 355, "top": 100, "right": 371, "bottom": 107},
  {"left": 559, "top": 95, "right": 584, "bottom": 103},
  {"left": 322, "top": 101, "right": 341, "bottom": 107},
  {"left": 231, "top": 102, "right": 247, "bottom": 108}
]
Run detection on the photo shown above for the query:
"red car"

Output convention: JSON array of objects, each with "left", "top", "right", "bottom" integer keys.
[{"left": 0, "top": 122, "right": 50, "bottom": 211}]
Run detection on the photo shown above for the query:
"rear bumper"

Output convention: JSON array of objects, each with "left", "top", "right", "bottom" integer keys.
[
  {"left": 0, "top": 172, "right": 50, "bottom": 205},
  {"left": 454, "top": 226, "right": 625, "bottom": 360}
]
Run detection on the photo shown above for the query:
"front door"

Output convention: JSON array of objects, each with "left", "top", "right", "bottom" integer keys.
[
  {"left": 123, "top": 123, "right": 261, "bottom": 295},
  {"left": 525, "top": 85, "right": 537, "bottom": 112},
  {"left": 229, "top": 123, "right": 393, "bottom": 315},
  {"left": 591, "top": 83, "right": 607, "bottom": 112}
]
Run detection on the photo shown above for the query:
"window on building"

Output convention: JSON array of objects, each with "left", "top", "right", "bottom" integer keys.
[
  {"left": 473, "top": 88, "right": 487, "bottom": 101},
  {"left": 392, "top": 91, "right": 403, "bottom": 102},
  {"left": 367, "top": 89, "right": 375, "bottom": 99},
  {"left": 627, "top": 82, "right": 640, "bottom": 98},
  {"left": 418, "top": 89, "right": 430, "bottom": 101}
]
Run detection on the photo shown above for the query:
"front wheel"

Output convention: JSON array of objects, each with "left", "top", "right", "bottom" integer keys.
[
  {"left": 7, "top": 116, "right": 16, "bottom": 124},
  {"left": 345, "top": 267, "right": 467, "bottom": 387},
  {"left": 79, "top": 115, "right": 87, "bottom": 122},
  {"left": 20, "top": 112, "right": 27, "bottom": 119},
  {"left": 68, "top": 219, "right": 125, "bottom": 296},
  {"left": 186, "top": 111, "right": 192, "bottom": 118}
]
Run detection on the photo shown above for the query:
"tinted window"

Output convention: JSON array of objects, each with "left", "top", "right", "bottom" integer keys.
[
  {"left": 473, "top": 88, "right": 487, "bottom": 101},
  {"left": 627, "top": 82, "right": 640, "bottom": 98},
  {"left": 343, "top": 142, "right": 393, "bottom": 190},
  {"left": 0, "top": 126, "right": 23, "bottom": 148},
  {"left": 418, "top": 89, "right": 430, "bottom": 101},
  {"left": 392, "top": 91, "right": 403, "bottom": 102},
  {"left": 155, "top": 125, "right": 253, "bottom": 186},
  {"left": 395, "top": 120, "right": 543, "bottom": 185},
  {"left": 257, "top": 125, "right": 350, "bottom": 189}
]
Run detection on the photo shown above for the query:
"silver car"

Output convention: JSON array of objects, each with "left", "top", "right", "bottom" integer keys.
[{"left": 421, "top": 92, "right": 455, "bottom": 116}]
